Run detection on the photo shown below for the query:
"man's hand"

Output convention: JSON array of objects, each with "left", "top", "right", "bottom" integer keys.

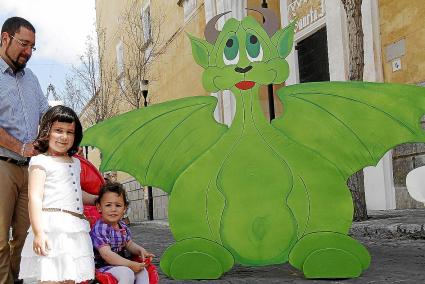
[{"left": 22, "top": 142, "right": 39, "bottom": 157}]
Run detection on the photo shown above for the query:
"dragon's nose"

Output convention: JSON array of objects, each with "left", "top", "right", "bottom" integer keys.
[{"left": 235, "top": 65, "right": 253, "bottom": 73}]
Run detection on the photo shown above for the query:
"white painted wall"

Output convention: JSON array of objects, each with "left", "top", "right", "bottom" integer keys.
[{"left": 361, "top": 0, "right": 396, "bottom": 210}]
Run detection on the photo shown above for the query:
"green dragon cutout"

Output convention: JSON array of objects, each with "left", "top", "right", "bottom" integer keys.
[{"left": 82, "top": 7, "right": 425, "bottom": 280}]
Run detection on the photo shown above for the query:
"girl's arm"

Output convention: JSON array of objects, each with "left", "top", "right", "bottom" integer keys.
[
  {"left": 82, "top": 191, "right": 97, "bottom": 205},
  {"left": 126, "top": 240, "right": 155, "bottom": 260},
  {"left": 28, "top": 166, "right": 49, "bottom": 255},
  {"left": 98, "top": 245, "right": 145, "bottom": 273}
]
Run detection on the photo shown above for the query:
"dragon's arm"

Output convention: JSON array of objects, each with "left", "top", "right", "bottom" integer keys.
[{"left": 81, "top": 96, "right": 227, "bottom": 193}]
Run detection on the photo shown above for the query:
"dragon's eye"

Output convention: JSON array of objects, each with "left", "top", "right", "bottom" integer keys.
[
  {"left": 246, "top": 34, "right": 263, "bottom": 62},
  {"left": 223, "top": 35, "right": 239, "bottom": 65}
]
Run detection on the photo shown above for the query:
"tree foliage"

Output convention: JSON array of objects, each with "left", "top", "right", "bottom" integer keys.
[{"left": 61, "top": 29, "right": 118, "bottom": 126}]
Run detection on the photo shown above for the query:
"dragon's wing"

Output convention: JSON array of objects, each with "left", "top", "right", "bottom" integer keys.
[
  {"left": 81, "top": 96, "right": 227, "bottom": 193},
  {"left": 272, "top": 81, "right": 425, "bottom": 180}
]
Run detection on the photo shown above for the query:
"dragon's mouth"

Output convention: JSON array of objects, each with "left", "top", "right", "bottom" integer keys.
[{"left": 235, "top": 81, "right": 256, "bottom": 90}]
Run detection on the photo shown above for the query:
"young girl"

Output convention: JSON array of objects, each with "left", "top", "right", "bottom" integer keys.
[
  {"left": 19, "top": 105, "right": 96, "bottom": 282},
  {"left": 90, "top": 182, "right": 154, "bottom": 284}
]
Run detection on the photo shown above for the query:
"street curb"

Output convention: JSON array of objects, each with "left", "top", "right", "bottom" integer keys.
[
  {"left": 350, "top": 223, "right": 425, "bottom": 239},
  {"left": 350, "top": 209, "right": 425, "bottom": 239}
]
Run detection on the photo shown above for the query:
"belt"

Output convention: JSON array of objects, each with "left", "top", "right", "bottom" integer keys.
[
  {"left": 42, "top": 208, "right": 88, "bottom": 221},
  {"left": 0, "top": 156, "right": 29, "bottom": 166}
]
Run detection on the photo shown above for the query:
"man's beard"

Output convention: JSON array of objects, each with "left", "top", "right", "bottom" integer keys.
[{"left": 5, "top": 45, "right": 28, "bottom": 71}]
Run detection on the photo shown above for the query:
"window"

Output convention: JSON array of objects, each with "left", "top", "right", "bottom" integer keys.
[
  {"left": 141, "top": 3, "right": 152, "bottom": 44},
  {"left": 178, "top": 0, "right": 197, "bottom": 22},
  {"left": 116, "top": 40, "right": 124, "bottom": 76}
]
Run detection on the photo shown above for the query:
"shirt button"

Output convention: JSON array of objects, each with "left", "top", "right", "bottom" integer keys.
[
  {"left": 73, "top": 181, "right": 76, "bottom": 184},
  {"left": 76, "top": 198, "right": 79, "bottom": 201},
  {"left": 77, "top": 207, "right": 80, "bottom": 210},
  {"left": 68, "top": 165, "right": 71, "bottom": 168},
  {"left": 71, "top": 173, "right": 74, "bottom": 176},
  {"left": 75, "top": 189, "right": 77, "bottom": 192}
]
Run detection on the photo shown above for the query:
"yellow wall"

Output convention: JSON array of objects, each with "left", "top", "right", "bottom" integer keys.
[
  {"left": 379, "top": 0, "right": 425, "bottom": 84},
  {"left": 95, "top": 0, "right": 127, "bottom": 69},
  {"left": 148, "top": 1, "right": 208, "bottom": 104}
]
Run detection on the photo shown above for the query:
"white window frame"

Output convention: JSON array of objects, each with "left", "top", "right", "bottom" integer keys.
[
  {"left": 141, "top": 1, "right": 152, "bottom": 44},
  {"left": 181, "top": 0, "right": 197, "bottom": 22}
]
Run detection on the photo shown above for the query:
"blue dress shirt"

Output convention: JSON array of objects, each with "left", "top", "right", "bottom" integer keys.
[{"left": 0, "top": 57, "right": 49, "bottom": 161}]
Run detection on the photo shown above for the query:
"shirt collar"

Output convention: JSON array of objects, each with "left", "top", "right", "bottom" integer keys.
[
  {"left": 100, "top": 218, "right": 127, "bottom": 232},
  {"left": 0, "top": 56, "right": 25, "bottom": 76}
]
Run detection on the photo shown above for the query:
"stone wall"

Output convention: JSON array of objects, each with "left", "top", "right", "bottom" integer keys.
[
  {"left": 122, "top": 179, "right": 169, "bottom": 222},
  {"left": 392, "top": 143, "right": 425, "bottom": 209}
]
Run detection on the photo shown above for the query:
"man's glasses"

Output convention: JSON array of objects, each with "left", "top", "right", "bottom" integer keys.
[{"left": 9, "top": 34, "right": 36, "bottom": 52}]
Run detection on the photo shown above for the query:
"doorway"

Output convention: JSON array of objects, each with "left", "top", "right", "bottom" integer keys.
[{"left": 296, "top": 27, "right": 330, "bottom": 83}]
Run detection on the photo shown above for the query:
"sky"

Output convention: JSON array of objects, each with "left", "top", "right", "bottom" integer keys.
[{"left": 0, "top": 0, "right": 96, "bottom": 99}]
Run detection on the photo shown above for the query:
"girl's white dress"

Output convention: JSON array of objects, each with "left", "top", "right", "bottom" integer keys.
[{"left": 19, "top": 154, "right": 95, "bottom": 282}]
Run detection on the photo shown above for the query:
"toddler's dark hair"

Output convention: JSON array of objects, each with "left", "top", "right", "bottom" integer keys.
[
  {"left": 34, "top": 105, "right": 83, "bottom": 156},
  {"left": 96, "top": 182, "right": 129, "bottom": 206}
]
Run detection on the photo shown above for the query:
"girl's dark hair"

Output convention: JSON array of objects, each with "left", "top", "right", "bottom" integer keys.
[
  {"left": 34, "top": 105, "right": 83, "bottom": 156},
  {"left": 96, "top": 182, "right": 129, "bottom": 206}
]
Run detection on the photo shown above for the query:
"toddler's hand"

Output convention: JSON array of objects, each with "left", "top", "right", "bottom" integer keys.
[
  {"left": 144, "top": 251, "right": 155, "bottom": 260},
  {"left": 128, "top": 261, "right": 146, "bottom": 273},
  {"left": 138, "top": 247, "right": 155, "bottom": 260}
]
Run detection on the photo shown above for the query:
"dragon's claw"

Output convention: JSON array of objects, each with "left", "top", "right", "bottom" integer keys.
[
  {"left": 289, "top": 232, "right": 371, "bottom": 278},
  {"left": 160, "top": 238, "right": 234, "bottom": 280}
]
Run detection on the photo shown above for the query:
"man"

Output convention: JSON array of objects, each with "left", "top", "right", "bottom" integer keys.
[{"left": 0, "top": 17, "right": 49, "bottom": 283}]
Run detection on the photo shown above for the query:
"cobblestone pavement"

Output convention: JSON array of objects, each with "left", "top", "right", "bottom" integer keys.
[{"left": 132, "top": 222, "right": 425, "bottom": 284}]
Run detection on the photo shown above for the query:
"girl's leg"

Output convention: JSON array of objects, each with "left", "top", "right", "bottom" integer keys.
[
  {"left": 135, "top": 269, "right": 149, "bottom": 284},
  {"left": 108, "top": 266, "right": 135, "bottom": 284}
]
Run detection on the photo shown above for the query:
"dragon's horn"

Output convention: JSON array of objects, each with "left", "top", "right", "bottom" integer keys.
[
  {"left": 204, "top": 11, "right": 231, "bottom": 44},
  {"left": 247, "top": 6, "right": 279, "bottom": 37}
]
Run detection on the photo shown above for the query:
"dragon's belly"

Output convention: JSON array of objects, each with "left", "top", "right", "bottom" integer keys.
[{"left": 218, "top": 133, "right": 297, "bottom": 265}]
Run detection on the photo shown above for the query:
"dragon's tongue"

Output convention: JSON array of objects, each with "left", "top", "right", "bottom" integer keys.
[{"left": 235, "top": 81, "right": 255, "bottom": 90}]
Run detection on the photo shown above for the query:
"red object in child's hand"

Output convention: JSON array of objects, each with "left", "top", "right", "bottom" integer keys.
[
  {"left": 75, "top": 154, "right": 105, "bottom": 195},
  {"left": 131, "top": 256, "right": 159, "bottom": 284}
]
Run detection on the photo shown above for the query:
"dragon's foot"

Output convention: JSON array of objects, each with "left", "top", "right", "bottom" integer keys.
[
  {"left": 289, "top": 232, "right": 370, "bottom": 279},
  {"left": 160, "top": 238, "right": 234, "bottom": 280}
]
